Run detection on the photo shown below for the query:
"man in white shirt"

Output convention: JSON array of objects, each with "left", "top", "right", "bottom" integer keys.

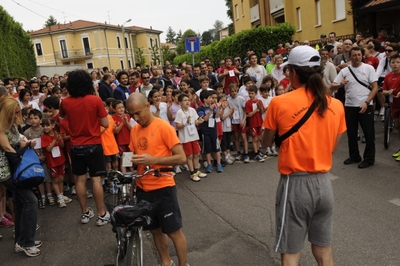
[
  {"left": 328, "top": 32, "right": 340, "bottom": 54},
  {"left": 246, "top": 54, "right": 267, "bottom": 88},
  {"left": 29, "top": 80, "right": 45, "bottom": 109},
  {"left": 320, "top": 48, "right": 337, "bottom": 92},
  {"left": 331, "top": 46, "right": 378, "bottom": 169}
]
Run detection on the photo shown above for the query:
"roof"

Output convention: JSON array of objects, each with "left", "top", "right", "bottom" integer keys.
[
  {"left": 160, "top": 43, "right": 177, "bottom": 49},
  {"left": 29, "top": 19, "right": 162, "bottom": 36},
  {"left": 365, "top": 0, "right": 392, "bottom": 7}
]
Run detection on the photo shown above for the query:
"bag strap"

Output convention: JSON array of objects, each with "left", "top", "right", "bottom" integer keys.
[
  {"left": 348, "top": 66, "right": 371, "bottom": 91},
  {"left": 277, "top": 99, "right": 318, "bottom": 144}
]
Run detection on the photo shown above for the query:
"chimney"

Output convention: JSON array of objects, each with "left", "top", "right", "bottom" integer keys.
[{"left": 150, "top": 26, "right": 152, "bottom": 29}]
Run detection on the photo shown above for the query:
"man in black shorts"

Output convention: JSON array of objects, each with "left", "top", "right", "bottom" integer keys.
[{"left": 126, "top": 92, "right": 188, "bottom": 266}]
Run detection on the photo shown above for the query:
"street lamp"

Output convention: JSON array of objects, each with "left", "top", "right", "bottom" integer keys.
[{"left": 121, "top": 19, "right": 131, "bottom": 70}]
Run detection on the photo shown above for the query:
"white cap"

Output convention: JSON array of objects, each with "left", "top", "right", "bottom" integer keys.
[{"left": 287, "top": 46, "right": 320, "bottom": 67}]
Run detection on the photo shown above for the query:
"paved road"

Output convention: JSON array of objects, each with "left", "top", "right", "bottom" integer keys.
[{"left": 1, "top": 120, "right": 400, "bottom": 266}]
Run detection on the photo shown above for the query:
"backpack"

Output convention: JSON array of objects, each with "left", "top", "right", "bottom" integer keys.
[{"left": 13, "top": 147, "right": 45, "bottom": 188}]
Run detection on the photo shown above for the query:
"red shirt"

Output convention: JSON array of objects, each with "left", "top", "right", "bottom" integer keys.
[
  {"left": 245, "top": 99, "right": 264, "bottom": 128},
  {"left": 276, "top": 48, "right": 286, "bottom": 55},
  {"left": 112, "top": 114, "right": 131, "bottom": 145},
  {"left": 383, "top": 72, "right": 400, "bottom": 108},
  {"left": 279, "top": 78, "right": 290, "bottom": 89},
  {"left": 41, "top": 133, "right": 66, "bottom": 168},
  {"left": 59, "top": 95, "right": 107, "bottom": 146},
  {"left": 222, "top": 66, "right": 240, "bottom": 95},
  {"left": 364, "top": 56, "right": 379, "bottom": 69}
]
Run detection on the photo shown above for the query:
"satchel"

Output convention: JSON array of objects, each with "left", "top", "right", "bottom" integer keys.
[
  {"left": 71, "top": 145, "right": 97, "bottom": 157},
  {"left": 13, "top": 147, "right": 45, "bottom": 188}
]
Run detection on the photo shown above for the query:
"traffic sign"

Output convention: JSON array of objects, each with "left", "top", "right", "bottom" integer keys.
[{"left": 185, "top": 37, "right": 200, "bottom": 53}]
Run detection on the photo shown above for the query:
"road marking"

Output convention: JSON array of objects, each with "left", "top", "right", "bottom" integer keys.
[
  {"left": 330, "top": 174, "right": 340, "bottom": 181},
  {"left": 389, "top": 198, "right": 400, "bottom": 207}
]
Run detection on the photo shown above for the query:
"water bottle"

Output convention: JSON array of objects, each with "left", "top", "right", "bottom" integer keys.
[{"left": 111, "top": 181, "right": 118, "bottom": 194}]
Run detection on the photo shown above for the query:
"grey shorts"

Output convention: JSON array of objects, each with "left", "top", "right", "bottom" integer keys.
[{"left": 274, "top": 172, "right": 334, "bottom": 254}]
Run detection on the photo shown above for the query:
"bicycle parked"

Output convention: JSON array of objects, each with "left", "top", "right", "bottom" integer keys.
[{"left": 99, "top": 167, "right": 165, "bottom": 266}]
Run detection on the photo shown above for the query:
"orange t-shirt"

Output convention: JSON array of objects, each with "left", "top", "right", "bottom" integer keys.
[
  {"left": 101, "top": 116, "right": 119, "bottom": 156},
  {"left": 128, "top": 117, "right": 179, "bottom": 192},
  {"left": 263, "top": 87, "right": 346, "bottom": 174}
]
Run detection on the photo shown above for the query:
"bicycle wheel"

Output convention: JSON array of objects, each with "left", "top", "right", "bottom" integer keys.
[
  {"left": 117, "top": 227, "right": 128, "bottom": 261},
  {"left": 384, "top": 107, "right": 391, "bottom": 149},
  {"left": 125, "top": 227, "right": 143, "bottom": 266}
]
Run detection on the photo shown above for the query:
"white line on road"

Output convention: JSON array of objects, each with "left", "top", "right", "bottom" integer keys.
[{"left": 389, "top": 198, "right": 400, "bottom": 207}]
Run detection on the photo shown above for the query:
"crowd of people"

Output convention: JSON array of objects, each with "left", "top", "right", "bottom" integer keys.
[{"left": 0, "top": 27, "right": 399, "bottom": 265}]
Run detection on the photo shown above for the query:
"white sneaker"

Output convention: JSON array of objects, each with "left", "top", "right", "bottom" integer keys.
[
  {"left": 379, "top": 107, "right": 385, "bottom": 116},
  {"left": 96, "top": 211, "right": 111, "bottom": 226},
  {"left": 63, "top": 196, "right": 72, "bottom": 203},
  {"left": 174, "top": 165, "right": 182, "bottom": 174},
  {"left": 182, "top": 164, "right": 190, "bottom": 171},
  {"left": 58, "top": 199, "right": 66, "bottom": 208},
  {"left": 203, "top": 161, "right": 208, "bottom": 168},
  {"left": 266, "top": 147, "right": 272, "bottom": 157},
  {"left": 81, "top": 207, "right": 94, "bottom": 224},
  {"left": 196, "top": 171, "right": 207, "bottom": 178},
  {"left": 71, "top": 186, "right": 76, "bottom": 195},
  {"left": 271, "top": 146, "right": 278, "bottom": 156},
  {"left": 86, "top": 190, "right": 93, "bottom": 199},
  {"left": 190, "top": 173, "right": 201, "bottom": 182},
  {"left": 225, "top": 157, "right": 234, "bottom": 165},
  {"left": 15, "top": 243, "right": 41, "bottom": 257}
]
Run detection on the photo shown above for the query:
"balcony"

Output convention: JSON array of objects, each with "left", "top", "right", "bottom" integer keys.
[{"left": 55, "top": 49, "right": 93, "bottom": 62}]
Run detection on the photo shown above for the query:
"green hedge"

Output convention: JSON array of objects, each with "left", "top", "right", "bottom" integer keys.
[
  {"left": 0, "top": 6, "right": 36, "bottom": 79},
  {"left": 174, "top": 23, "right": 296, "bottom": 65}
]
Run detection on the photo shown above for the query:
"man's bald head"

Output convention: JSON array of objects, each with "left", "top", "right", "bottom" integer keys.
[
  {"left": 127, "top": 92, "right": 148, "bottom": 107},
  {"left": 126, "top": 92, "right": 152, "bottom": 127}
]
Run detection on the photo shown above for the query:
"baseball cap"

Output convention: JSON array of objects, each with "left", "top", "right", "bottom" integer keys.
[
  {"left": 286, "top": 46, "right": 320, "bottom": 67},
  {"left": 320, "top": 33, "right": 327, "bottom": 38}
]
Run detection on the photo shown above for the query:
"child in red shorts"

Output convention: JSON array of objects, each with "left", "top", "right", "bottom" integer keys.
[
  {"left": 41, "top": 118, "right": 72, "bottom": 208},
  {"left": 245, "top": 85, "right": 265, "bottom": 162}
]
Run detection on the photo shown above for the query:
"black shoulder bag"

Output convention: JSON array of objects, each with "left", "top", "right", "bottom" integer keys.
[
  {"left": 347, "top": 66, "right": 372, "bottom": 91},
  {"left": 274, "top": 99, "right": 318, "bottom": 147}
]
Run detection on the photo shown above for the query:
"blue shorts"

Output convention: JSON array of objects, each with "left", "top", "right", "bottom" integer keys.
[{"left": 201, "top": 132, "right": 220, "bottom": 154}]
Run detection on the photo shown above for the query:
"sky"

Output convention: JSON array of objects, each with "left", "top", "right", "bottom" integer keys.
[{"left": 2, "top": 0, "right": 232, "bottom": 42}]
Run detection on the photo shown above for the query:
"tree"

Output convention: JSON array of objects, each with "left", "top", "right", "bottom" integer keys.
[
  {"left": 0, "top": 6, "right": 36, "bottom": 79},
  {"left": 175, "top": 29, "right": 197, "bottom": 55},
  {"left": 201, "top": 30, "right": 214, "bottom": 46},
  {"left": 135, "top": 47, "right": 146, "bottom": 67},
  {"left": 225, "top": 0, "right": 233, "bottom": 20},
  {"left": 213, "top": 20, "right": 224, "bottom": 41},
  {"left": 175, "top": 29, "right": 182, "bottom": 44},
  {"left": 44, "top": 15, "right": 57, "bottom": 28},
  {"left": 165, "top": 26, "right": 176, "bottom": 44},
  {"left": 160, "top": 45, "right": 176, "bottom": 65}
]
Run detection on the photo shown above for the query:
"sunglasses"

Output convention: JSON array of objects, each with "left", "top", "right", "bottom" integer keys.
[
  {"left": 385, "top": 49, "right": 394, "bottom": 52},
  {"left": 142, "top": 77, "right": 150, "bottom": 79}
]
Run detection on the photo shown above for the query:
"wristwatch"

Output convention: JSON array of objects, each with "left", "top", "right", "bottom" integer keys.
[{"left": 365, "top": 101, "right": 370, "bottom": 105}]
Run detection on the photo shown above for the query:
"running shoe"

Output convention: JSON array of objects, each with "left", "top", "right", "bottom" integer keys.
[
  {"left": 0, "top": 217, "right": 14, "bottom": 228},
  {"left": 243, "top": 155, "right": 250, "bottom": 163},
  {"left": 196, "top": 171, "right": 207, "bottom": 178},
  {"left": 14, "top": 243, "right": 41, "bottom": 257},
  {"left": 392, "top": 149, "right": 400, "bottom": 158},
  {"left": 190, "top": 173, "right": 201, "bottom": 182},
  {"left": 96, "top": 211, "right": 110, "bottom": 226},
  {"left": 206, "top": 164, "right": 212, "bottom": 173},
  {"left": 81, "top": 207, "right": 94, "bottom": 224}
]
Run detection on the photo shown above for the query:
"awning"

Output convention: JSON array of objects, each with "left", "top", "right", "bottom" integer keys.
[{"left": 359, "top": 0, "right": 400, "bottom": 13}]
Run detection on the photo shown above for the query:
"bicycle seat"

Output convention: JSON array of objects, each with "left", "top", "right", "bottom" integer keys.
[{"left": 111, "top": 200, "right": 158, "bottom": 227}]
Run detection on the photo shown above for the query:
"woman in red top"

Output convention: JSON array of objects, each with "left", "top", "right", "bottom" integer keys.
[{"left": 218, "top": 56, "right": 240, "bottom": 95}]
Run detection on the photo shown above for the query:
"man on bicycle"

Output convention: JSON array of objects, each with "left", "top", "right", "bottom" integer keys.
[{"left": 126, "top": 92, "right": 188, "bottom": 266}]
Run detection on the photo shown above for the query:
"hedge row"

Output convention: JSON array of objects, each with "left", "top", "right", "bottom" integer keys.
[
  {"left": 0, "top": 6, "right": 36, "bottom": 79},
  {"left": 173, "top": 23, "right": 296, "bottom": 66}
]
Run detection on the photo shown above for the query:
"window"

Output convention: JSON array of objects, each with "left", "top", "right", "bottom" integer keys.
[
  {"left": 87, "top": 62, "right": 93, "bottom": 69},
  {"left": 335, "top": 0, "right": 345, "bottom": 20},
  {"left": 297, "top": 7, "right": 302, "bottom": 31},
  {"left": 60, "top": 40, "right": 68, "bottom": 58},
  {"left": 35, "top": 43, "right": 43, "bottom": 56},
  {"left": 128, "top": 60, "right": 131, "bottom": 68},
  {"left": 235, "top": 4, "right": 239, "bottom": 20},
  {"left": 124, "top": 37, "right": 128, "bottom": 49},
  {"left": 82, "top": 37, "right": 91, "bottom": 55},
  {"left": 241, "top": 0, "right": 244, "bottom": 16},
  {"left": 120, "top": 60, "right": 124, "bottom": 70},
  {"left": 117, "top": 36, "right": 121, "bottom": 49},
  {"left": 315, "top": 0, "right": 321, "bottom": 26}
]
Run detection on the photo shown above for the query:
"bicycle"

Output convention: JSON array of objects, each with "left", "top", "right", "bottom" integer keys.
[
  {"left": 383, "top": 102, "right": 395, "bottom": 149},
  {"left": 99, "top": 167, "right": 166, "bottom": 266}
]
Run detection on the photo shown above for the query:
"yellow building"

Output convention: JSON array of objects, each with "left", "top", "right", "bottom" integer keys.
[
  {"left": 232, "top": 0, "right": 354, "bottom": 43},
  {"left": 29, "top": 20, "right": 162, "bottom": 70}
]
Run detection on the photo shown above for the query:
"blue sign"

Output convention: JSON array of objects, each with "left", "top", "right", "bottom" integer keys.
[{"left": 185, "top": 37, "right": 200, "bottom": 53}]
